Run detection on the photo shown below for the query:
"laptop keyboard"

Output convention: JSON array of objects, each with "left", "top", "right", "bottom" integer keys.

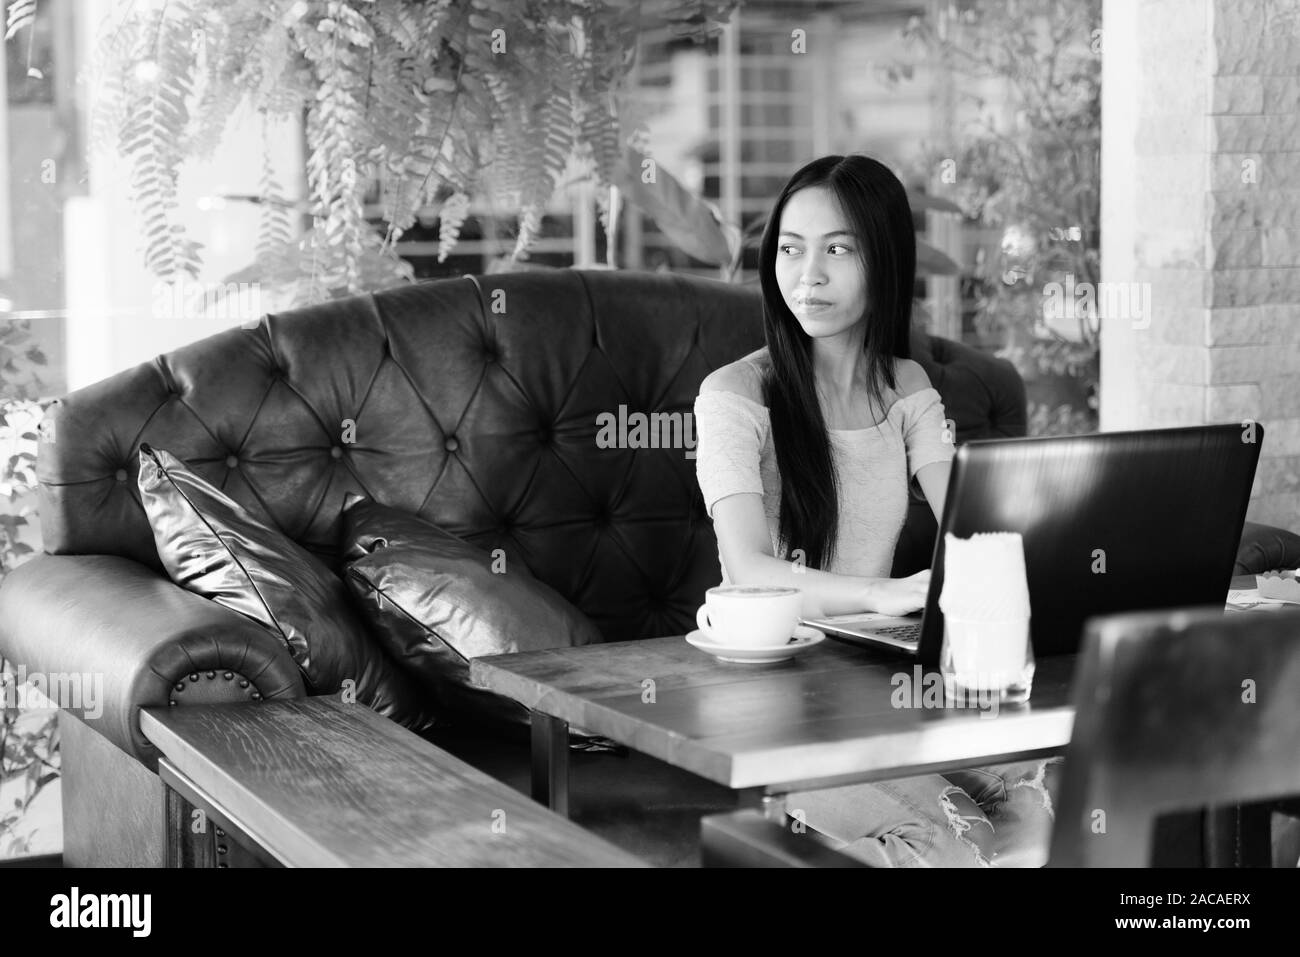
[{"left": 874, "top": 623, "right": 921, "bottom": 642}]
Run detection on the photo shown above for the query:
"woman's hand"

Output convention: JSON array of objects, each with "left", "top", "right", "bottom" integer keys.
[{"left": 866, "top": 570, "right": 931, "bottom": 616}]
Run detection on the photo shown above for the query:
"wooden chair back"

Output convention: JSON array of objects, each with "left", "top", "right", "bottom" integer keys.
[{"left": 1050, "top": 606, "right": 1300, "bottom": 866}]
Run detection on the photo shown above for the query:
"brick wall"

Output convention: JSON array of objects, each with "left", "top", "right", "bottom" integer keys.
[{"left": 1103, "top": 0, "right": 1300, "bottom": 530}]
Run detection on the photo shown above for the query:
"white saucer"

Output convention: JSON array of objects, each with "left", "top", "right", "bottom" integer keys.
[{"left": 685, "top": 625, "right": 826, "bottom": 663}]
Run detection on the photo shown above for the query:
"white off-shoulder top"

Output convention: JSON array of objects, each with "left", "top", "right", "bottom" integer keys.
[{"left": 693, "top": 374, "right": 955, "bottom": 581}]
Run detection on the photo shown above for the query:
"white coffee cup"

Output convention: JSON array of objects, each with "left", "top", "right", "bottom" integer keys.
[{"left": 695, "top": 585, "right": 803, "bottom": 648}]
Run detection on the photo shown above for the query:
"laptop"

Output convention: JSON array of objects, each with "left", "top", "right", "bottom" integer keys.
[{"left": 804, "top": 424, "right": 1263, "bottom": 665}]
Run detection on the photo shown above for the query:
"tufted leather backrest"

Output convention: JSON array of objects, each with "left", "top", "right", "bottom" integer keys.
[
  {"left": 908, "top": 332, "right": 1026, "bottom": 442},
  {"left": 37, "top": 270, "right": 1025, "bottom": 642}
]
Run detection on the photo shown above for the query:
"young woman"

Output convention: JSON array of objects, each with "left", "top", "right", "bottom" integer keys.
[{"left": 693, "top": 154, "right": 1055, "bottom": 867}]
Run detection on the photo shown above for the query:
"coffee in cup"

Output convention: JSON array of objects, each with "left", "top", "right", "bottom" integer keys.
[{"left": 695, "top": 585, "right": 802, "bottom": 648}]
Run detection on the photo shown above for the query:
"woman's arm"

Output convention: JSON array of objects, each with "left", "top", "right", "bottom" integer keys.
[
  {"left": 711, "top": 492, "right": 930, "bottom": 619},
  {"left": 695, "top": 365, "right": 928, "bottom": 618},
  {"left": 895, "top": 358, "right": 955, "bottom": 526},
  {"left": 915, "top": 459, "right": 952, "bottom": 524}
]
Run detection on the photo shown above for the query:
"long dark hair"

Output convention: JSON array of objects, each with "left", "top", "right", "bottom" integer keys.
[{"left": 759, "top": 154, "right": 915, "bottom": 570}]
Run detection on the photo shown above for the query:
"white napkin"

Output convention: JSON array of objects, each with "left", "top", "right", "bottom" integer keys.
[{"left": 939, "top": 532, "right": 1031, "bottom": 621}]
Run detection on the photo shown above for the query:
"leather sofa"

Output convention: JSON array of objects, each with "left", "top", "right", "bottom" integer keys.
[{"left": 0, "top": 269, "right": 1290, "bottom": 867}]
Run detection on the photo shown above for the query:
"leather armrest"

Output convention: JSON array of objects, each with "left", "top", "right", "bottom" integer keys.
[
  {"left": 1234, "top": 520, "right": 1300, "bottom": 576},
  {"left": 0, "top": 554, "right": 304, "bottom": 770}
]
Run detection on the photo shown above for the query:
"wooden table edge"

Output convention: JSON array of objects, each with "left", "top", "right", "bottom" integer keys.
[
  {"left": 473, "top": 652, "right": 1078, "bottom": 792},
  {"left": 140, "top": 700, "right": 647, "bottom": 867}
]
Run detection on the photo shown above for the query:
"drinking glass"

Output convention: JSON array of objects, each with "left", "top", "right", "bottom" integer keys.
[{"left": 939, "top": 614, "right": 1035, "bottom": 705}]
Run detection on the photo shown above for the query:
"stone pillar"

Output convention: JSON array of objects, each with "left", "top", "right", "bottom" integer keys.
[{"left": 1101, "top": 0, "right": 1300, "bottom": 528}]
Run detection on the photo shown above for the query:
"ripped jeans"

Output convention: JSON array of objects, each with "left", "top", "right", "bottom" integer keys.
[{"left": 784, "top": 759, "right": 1060, "bottom": 867}]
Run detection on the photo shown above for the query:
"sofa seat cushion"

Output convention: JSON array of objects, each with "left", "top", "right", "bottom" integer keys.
[
  {"left": 137, "top": 445, "right": 435, "bottom": 731},
  {"left": 340, "top": 496, "right": 603, "bottom": 728}
]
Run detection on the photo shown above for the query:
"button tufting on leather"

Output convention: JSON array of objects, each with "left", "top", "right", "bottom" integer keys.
[
  {"left": 42, "top": 278, "right": 814, "bottom": 648},
  {"left": 114, "top": 469, "right": 127, "bottom": 483},
  {"left": 225, "top": 455, "right": 238, "bottom": 468}
]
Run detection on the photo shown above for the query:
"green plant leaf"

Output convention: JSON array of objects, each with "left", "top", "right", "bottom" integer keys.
[{"left": 610, "top": 147, "right": 732, "bottom": 266}]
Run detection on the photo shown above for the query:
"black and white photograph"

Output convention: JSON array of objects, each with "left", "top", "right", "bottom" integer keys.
[{"left": 0, "top": 0, "right": 1296, "bottom": 922}]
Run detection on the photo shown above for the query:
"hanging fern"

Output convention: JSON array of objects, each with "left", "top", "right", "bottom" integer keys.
[
  {"left": 89, "top": 11, "right": 140, "bottom": 156},
  {"left": 186, "top": 8, "right": 263, "bottom": 161},
  {"left": 299, "top": 1, "right": 376, "bottom": 291},
  {"left": 256, "top": 117, "right": 295, "bottom": 264},
  {"left": 511, "top": 29, "right": 578, "bottom": 258},
  {"left": 436, "top": 191, "right": 471, "bottom": 262},
  {"left": 89, "top": 0, "right": 742, "bottom": 302},
  {"left": 113, "top": 0, "right": 207, "bottom": 280},
  {"left": 3, "top": 0, "right": 35, "bottom": 41}
]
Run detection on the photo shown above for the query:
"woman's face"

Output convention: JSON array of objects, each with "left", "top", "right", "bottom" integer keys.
[{"left": 775, "top": 185, "right": 868, "bottom": 340}]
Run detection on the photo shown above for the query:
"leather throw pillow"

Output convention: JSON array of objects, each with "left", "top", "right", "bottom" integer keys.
[
  {"left": 137, "top": 445, "right": 436, "bottom": 731},
  {"left": 339, "top": 495, "right": 602, "bottom": 729}
]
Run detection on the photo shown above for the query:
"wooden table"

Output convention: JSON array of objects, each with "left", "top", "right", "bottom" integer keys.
[
  {"left": 471, "top": 634, "right": 1076, "bottom": 817},
  {"left": 140, "top": 696, "right": 645, "bottom": 867},
  {"left": 472, "top": 576, "right": 1263, "bottom": 820}
]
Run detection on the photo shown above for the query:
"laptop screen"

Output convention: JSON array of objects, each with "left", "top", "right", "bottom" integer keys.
[{"left": 916, "top": 424, "right": 1261, "bottom": 664}]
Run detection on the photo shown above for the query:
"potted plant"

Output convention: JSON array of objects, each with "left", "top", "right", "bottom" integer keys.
[
  {"left": 885, "top": 0, "right": 1101, "bottom": 435},
  {"left": 0, "top": 314, "right": 58, "bottom": 860}
]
